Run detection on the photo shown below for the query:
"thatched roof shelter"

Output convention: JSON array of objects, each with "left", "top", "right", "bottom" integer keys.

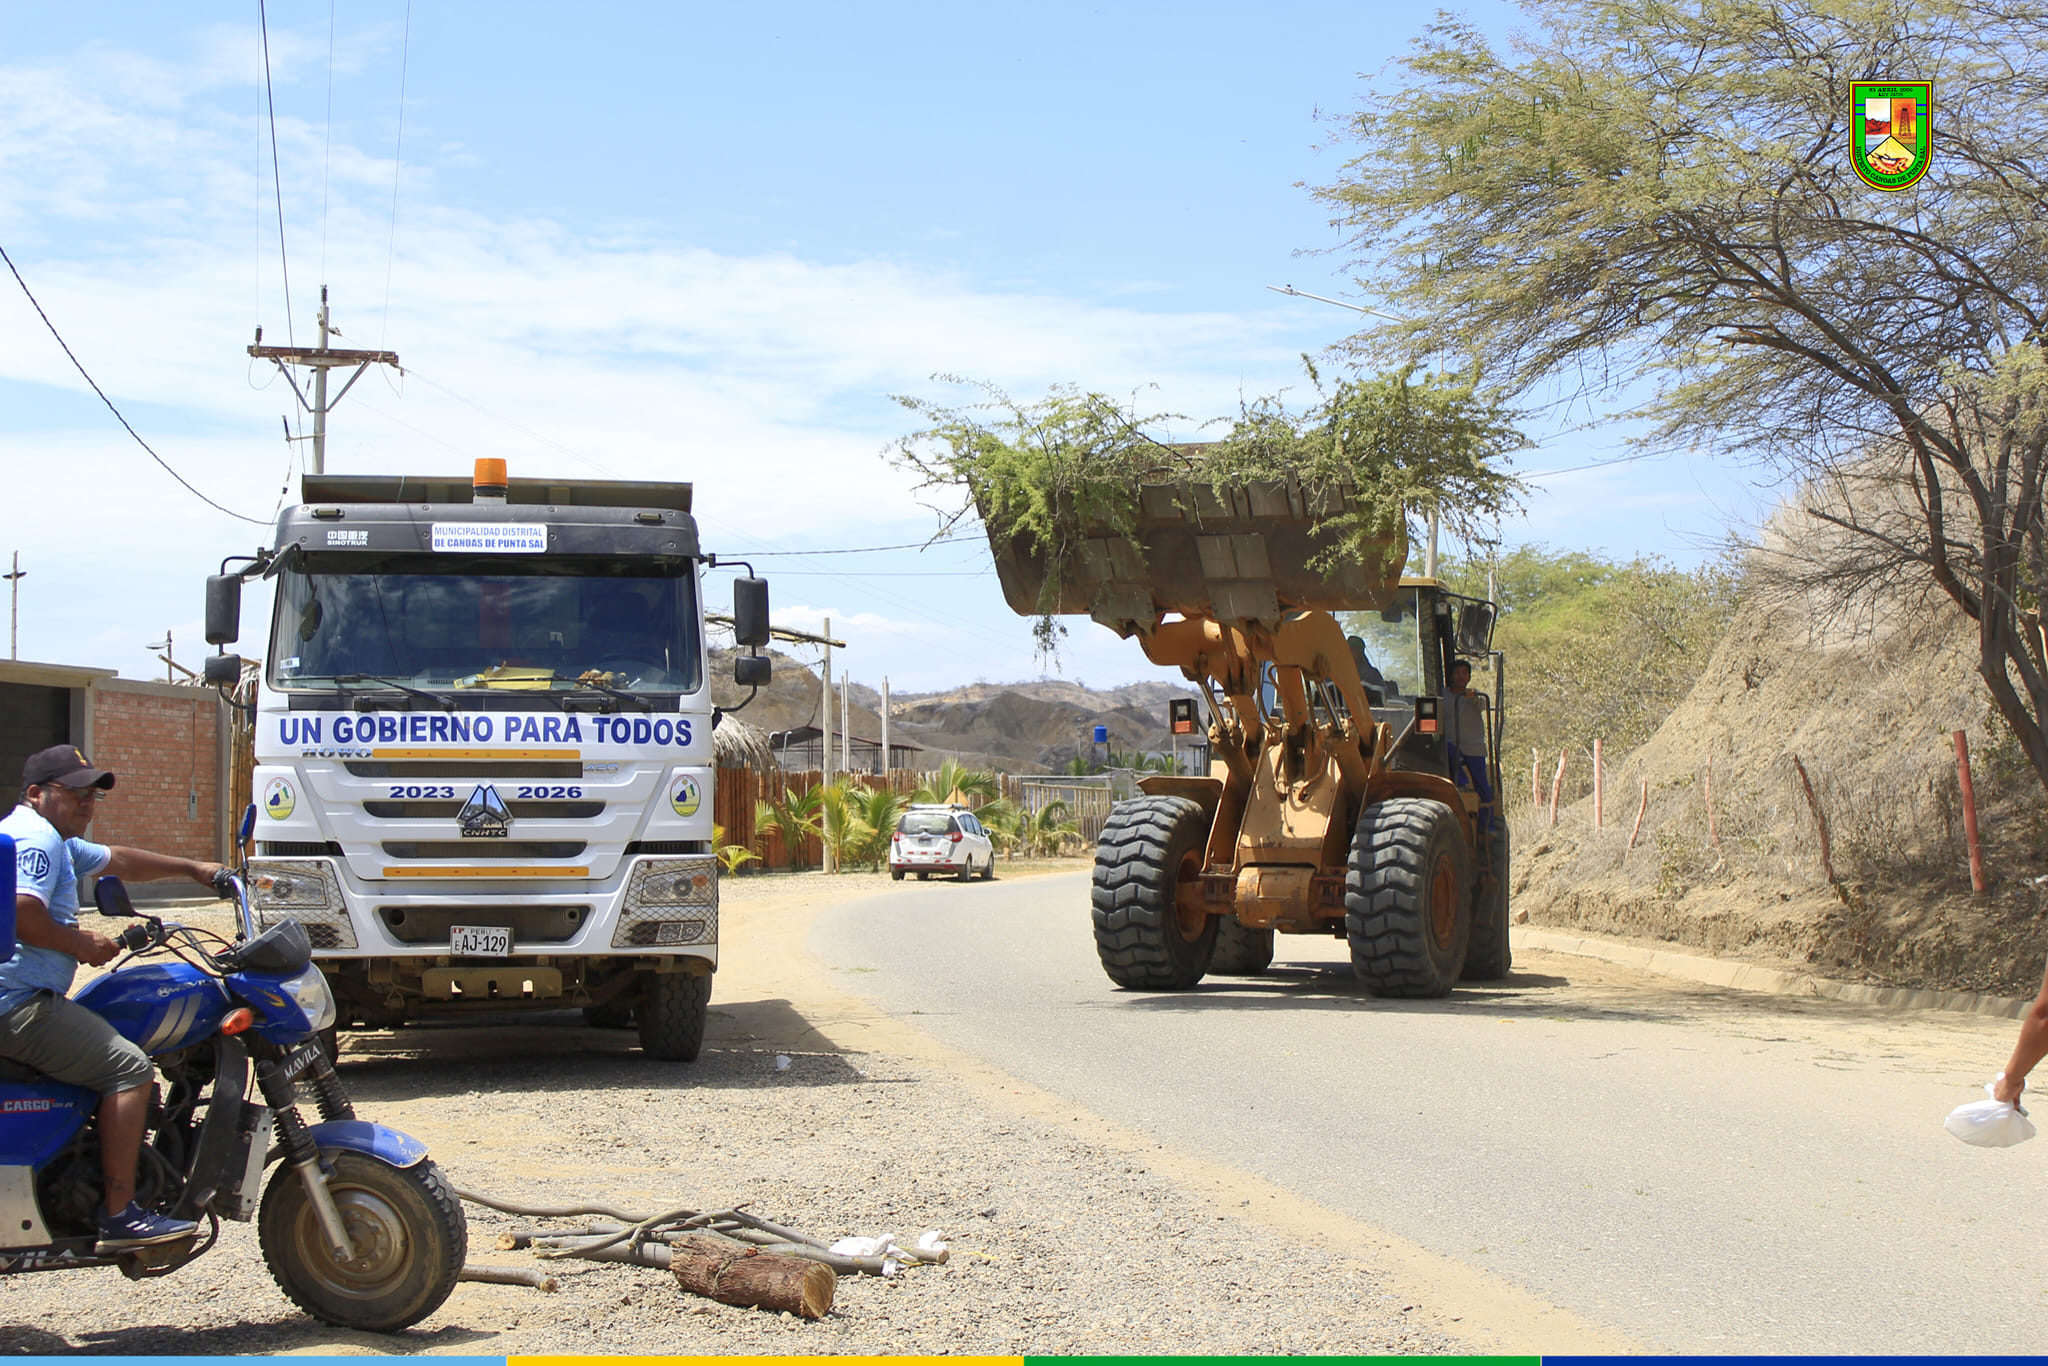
[{"left": 711, "top": 713, "right": 776, "bottom": 774}]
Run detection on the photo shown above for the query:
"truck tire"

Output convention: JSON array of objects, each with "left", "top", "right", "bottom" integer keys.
[
  {"left": 1345, "top": 797, "right": 1470, "bottom": 997},
  {"left": 1090, "top": 795, "right": 1216, "bottom": 989},
  {"left": 259, "top": 1151, "right": 466, "bottom": 1333},
  {"left": 1209, "top": 916, "right": 1274, "bottom": 975},
  {"left": 638, "top": 973, "right": 711, "bottom": 1062},
  {"left": 1463, "top": 824, "right": 1513, "bottom": 980}
]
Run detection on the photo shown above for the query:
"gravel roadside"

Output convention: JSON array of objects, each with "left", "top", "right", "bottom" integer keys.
[{"left": 0, "top": 865, "right": 1464, "bottom": 1357}]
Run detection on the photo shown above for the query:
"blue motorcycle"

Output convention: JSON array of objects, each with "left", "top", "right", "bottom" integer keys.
[{"left": 0, "top": 815, "right": 467, "bottom": 1332}]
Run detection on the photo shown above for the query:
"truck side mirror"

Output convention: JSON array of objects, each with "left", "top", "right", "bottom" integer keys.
[
  {"left": 203, "top": 654, "right": 241, "bottom": 687},
  {"left": 733, "top": 577, "right": 770, "bottom": 648},
  {"left": 205, "top": 574, "right": 243, "bottom": 646},
  {"left": 94, "top": 875, "right": 137, "bottom": 918},
  {"left": 1456, "top": 602, "right": 1496, "bottom": 655},
  {"left": 735, "top": 654, "right": 772, "bottom": 687}
]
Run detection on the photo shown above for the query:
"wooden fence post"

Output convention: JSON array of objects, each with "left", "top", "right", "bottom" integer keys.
[
  {"left": 1627, "top": 778, "right": 1649, "bottom": 851},
  {"left": 1548, "top": 748, "right": 1568, "bottom": 827},
  {"left": 1592, "top": 738, "right": 1604, "bottom": 829},
  {"left": 1789, "top": 755, "right": 1836, "bottom": 884},
  {"left": 1954, "top": 729, "right": 1988, "bottom": 893}
]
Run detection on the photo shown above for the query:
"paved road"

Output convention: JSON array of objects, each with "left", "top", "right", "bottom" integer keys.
[{"left": 812, "top": 869, "right": 2048, "bottom": 1353}]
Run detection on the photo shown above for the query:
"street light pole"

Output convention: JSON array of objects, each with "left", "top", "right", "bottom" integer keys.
[{"left": 4, "top": 552, "right": 23, "bottom": 660}]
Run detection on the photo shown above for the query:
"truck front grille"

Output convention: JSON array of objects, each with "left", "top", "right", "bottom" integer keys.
[
  {"left": 346, "top": 760, "right": 583, "bottom": 779},
  {"left": 362, "top": 800, "right": 605, "bottom": 819},
  {"left": 380, "top": 841, "right": 587, "bottom": 860}
]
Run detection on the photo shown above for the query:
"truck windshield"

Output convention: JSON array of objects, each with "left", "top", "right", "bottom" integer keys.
[{"left": 268, "top": 553, "right": 702, "bottom": 694}]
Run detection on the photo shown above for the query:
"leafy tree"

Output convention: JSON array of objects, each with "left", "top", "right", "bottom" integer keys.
[
  {"left": 1022, "top": 798, "right": 1081, "bottom": 856},
  {"left": 849, "top": 783, "right": 909, "bottom": 871},
  {"left": 712, "top": 823, "right": 761, "bottom": 876},
  {"left": 1315, "top": 0, "right": 2048, "bottom": 795}
]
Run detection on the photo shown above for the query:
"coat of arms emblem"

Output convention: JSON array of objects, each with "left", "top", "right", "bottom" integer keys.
[{"left": 1850, "top": 80, "right": 1931, "bottom": 190}]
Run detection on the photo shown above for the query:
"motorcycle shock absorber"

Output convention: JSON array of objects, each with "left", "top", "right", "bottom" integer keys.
[
  {"left": 305, "top": 1055, "right": 357, "bottom": 1124},
  {"left": 253, "top": 1057, "right": 356, "bottom": 1261}
]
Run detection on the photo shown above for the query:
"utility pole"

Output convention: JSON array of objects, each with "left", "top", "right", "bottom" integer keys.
[
  {"left": 147, "top": 630, "right": 173, "bottom": 683},
  {"left": 4, "top": 552, "right": 23, "bottom": 660},
  {"left": 880, "top": 676, "right": 890, "bottom": 776},
  {"left": 841, "top": 678, "right": 852, "bottom": 773},
  {"left": 820, "top": 617, "right": 835, "bottom": 874},
  {"left": 248, "top": 286, "right": 400, "bottom": 475}
]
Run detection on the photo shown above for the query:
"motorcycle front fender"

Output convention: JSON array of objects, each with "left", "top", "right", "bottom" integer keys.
[{"left": 305, "top": 1119, "right": 429, "bottom": 1171}]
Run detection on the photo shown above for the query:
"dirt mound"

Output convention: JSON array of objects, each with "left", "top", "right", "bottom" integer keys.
[{"left": 1512, "top": 572, "right": 2048, "bottom": 998}]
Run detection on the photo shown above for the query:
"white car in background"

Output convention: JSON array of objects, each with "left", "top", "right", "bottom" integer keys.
[{"left": 890, "top": 805, "right": 995, "bottom": 882}]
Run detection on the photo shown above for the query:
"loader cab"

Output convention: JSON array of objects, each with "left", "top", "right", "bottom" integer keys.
[{"left": 1358, "top": 578, "right": 1502, "bottom": 775}]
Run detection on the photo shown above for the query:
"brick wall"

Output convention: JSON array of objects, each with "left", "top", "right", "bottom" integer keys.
[{"left": 85, "top": 680, "right": 224, "bottom": 863}]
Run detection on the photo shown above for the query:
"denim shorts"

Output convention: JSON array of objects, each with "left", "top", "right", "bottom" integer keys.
[{"left": 0, "top": 990, "right": 156, "bottom": 1096}]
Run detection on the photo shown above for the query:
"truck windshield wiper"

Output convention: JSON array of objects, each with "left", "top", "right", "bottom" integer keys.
[
  {"left": 330, "top": 674, "right": 456, "bottom": 711},
  {"left": 539, "top": 673, "right": 652, "bottom": 711}
]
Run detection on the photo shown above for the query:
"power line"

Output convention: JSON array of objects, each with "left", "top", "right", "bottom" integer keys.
[
  {"left": 742, "top": 541, "right": 951, "bottom": 556},
  {"left": 0, "top": 245, "right": 267, "bottom": 526},
  {"left": 258, "top": 0, "right": 295, "bottom": 347},
  {"left": 380, "top": 0, "right": 412, "bottom": 349}
]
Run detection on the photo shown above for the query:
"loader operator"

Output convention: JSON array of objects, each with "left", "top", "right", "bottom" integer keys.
[
  {"left": 1443, "top": 660, "right": 1498, "bottom": 832},
  {"left": 0, "top": 745, "right": 223, "bottom": 1251}
]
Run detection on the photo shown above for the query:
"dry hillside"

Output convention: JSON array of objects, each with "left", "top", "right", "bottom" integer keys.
[
  {"left": 1512, "top": 576, "right": 2048, "bottom": 998},
  {"left": 710, "top": 650, "right": 1196, "bottom": 773}
]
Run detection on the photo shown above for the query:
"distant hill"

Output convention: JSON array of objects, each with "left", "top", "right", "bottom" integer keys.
[{"left": 710, "top": 649, "right": 1198, "bottom": 773}]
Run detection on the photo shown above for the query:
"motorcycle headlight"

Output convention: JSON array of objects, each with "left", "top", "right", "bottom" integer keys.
[{"left": 277, "top": 963, "right": 337, "bottom": 1033}]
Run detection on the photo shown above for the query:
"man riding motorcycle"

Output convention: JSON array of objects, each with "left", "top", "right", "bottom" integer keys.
[{"left": 0, "top": 745, "right": 224, "bottom": 1251}]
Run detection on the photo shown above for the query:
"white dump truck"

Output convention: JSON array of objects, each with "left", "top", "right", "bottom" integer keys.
[{"left": 201, "top": 458, "right": 772, "bottom": 1061}]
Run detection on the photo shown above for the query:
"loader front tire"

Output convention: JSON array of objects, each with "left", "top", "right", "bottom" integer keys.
[
  {"left": 1463, "top": 824, "right": 1513, "bottom": 980},
  {"left": 1346, "top": 797, "right": 1470, "bottom": 997},
  {"left": 1090, "top": 796, "right": 1216, "bottom": 990},
  {"left": 1209, "top": 917, "right": 1274, "bottom": 976}
]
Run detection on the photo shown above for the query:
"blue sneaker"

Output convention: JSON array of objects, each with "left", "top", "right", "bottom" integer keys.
[{"left": 96, "top": 1202, "right": 197, "bottom": 1251}]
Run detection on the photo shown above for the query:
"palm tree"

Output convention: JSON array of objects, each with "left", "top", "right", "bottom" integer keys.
[
  {"left": 974, "top": 796, "right": 1023, "bottom": 860},
  {"left": 912, "top": 757, "right": 998, "bottom": 806},
  {"left": 1024, "top": 798, "right": 1079, "bottom": 856},
  {"left": 849, "top": 783, "right": 909, "bottom": 871},
  {"left": 755, "top": 783, "right": 823, "bottom": 870},
  {"left": 817, "top": 779, "right": 874, "bottom": 874}
]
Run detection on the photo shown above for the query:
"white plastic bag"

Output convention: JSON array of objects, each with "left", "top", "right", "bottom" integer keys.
[{"left": 1945, "top": 1079, "right": 2038, "bottom": 1148}]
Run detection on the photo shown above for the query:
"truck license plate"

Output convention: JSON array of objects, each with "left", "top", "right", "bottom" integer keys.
[{"left": 450, "top": 925, "right": 512, "bottom": 957}]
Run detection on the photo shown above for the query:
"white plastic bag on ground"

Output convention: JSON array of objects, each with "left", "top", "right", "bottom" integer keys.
[
  {"left": 1946, "top": 1080, "right": 2038, "bottom": 1148},
  {"left": 828, "top": 1230, "right": 951, "bottom": 1276}
]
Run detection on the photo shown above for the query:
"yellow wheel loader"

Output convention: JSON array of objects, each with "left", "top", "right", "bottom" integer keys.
[{"left": 986, "top": 479, "right": 1508, "bottom": 996}]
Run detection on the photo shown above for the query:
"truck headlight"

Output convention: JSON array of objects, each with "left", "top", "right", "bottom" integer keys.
[
  {"left": 615, "top": 856, "right": 718, "bottom": 947},
  {"left": 249, "top": 859, "right": 357, "bottom": 949}
]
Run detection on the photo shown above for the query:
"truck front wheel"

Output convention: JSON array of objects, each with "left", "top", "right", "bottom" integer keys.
[
  {"left": 1345, "top": 797, "right": 1470, "bottom": 997},
  {"left": 638, "top": 973, "right": 712, "bottom": 1062},
  {"left": 1090, "top": 795, "right": 1216, "bottom": 990}
]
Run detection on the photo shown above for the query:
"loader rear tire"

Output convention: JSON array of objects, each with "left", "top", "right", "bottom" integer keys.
[
  {"left": 1463, "top": 824, "right": 1513, "bottom": 980},
  {"left": 1208, "top": 917, "right": 1274, "bottom": 976},
  {"left": 1346, "top": 797, "right": 1470, "bottom": 997},
  {"left": 1090, "top": 796, "right": 1216, "bottom": 990}
]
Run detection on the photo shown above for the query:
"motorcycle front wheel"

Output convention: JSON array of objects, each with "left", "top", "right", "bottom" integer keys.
[{"left": 258, "top": 1151, "right": 467, "bottom": 1332}]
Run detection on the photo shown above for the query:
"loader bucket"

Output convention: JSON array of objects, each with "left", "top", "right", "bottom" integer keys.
[{"left": 983, "top": 478, "right": 1407, "bottom": 636}]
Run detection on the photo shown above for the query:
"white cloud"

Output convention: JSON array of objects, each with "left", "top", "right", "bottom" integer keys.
[{"left": 0, "top": 35, "right": 1320, "bottom": 690}]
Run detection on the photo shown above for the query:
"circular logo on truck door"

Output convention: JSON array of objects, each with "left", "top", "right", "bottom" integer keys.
[
  {"left": 669, "top": 775, "right": 701, "bottom": 818},
  {"left": 262, "top": 776, "right": 296, "bottom": 820}
]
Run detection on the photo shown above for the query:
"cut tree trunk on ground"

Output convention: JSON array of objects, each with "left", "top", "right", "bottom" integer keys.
[{"left": 669, "top": 1232, "right": 837, "bottom": 1319}]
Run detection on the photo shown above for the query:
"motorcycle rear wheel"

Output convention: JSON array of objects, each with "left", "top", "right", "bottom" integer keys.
[{"left": 258, "top": 1152, "right": 466, "bottom": 1333}]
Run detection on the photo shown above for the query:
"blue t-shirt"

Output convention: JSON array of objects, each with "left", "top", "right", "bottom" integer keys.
[{"left": 0, "top": 804, "right": 111, "bottom": 1014}]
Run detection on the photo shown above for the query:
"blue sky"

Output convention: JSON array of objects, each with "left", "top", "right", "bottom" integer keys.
[{"left": 0, "top": 3, "right": 1765, "bottom": 696}]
